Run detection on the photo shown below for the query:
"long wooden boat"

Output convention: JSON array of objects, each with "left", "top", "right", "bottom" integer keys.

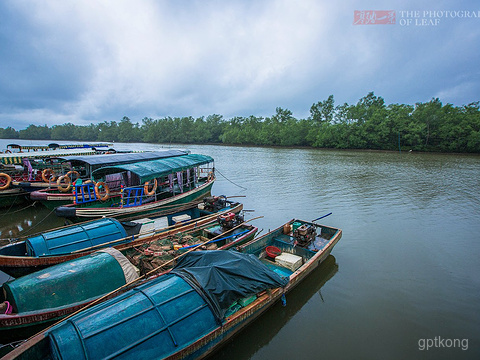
[
  {"left": 51, "top": 154, "right": 216, "bottom": 221},
  {"left": 2, "top": 143, "right": 113, "bottom": 154},
  {"left": 0, "top": 215, "right": 257, "bottom": 343},
  {"left": 1, "top": 218, "right": 341, "bottom": 359},
  {"left": 0, "top": 149, "right": 101, "bottom": 209},
  {"left": 0, "top": 196, "right": 241, "bottom": 278},
  {"left": 23, "top": 150, "right": 189, "bottom": 198},
  {"left": 0, "top": 146, "right": 134, "bottom": 209}
]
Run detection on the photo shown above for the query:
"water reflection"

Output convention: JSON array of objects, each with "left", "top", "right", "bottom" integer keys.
[{"left": 208, "top": 255, "right": 338, "bottom": 360}]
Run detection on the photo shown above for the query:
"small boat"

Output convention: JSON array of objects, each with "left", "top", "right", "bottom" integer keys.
[
  {"left": 2, "top": 143, "right": 113, "bottom": 153},
  {"left": 2, "top": 218, "right": 341, "bottom": 359},
  {"left": 0, "top": 214, "right": 258, "bottom": 343},
  {"left": 52, "top": 153, "right": 216, "bottom": 221},
  {"left": 0, "top": 146, "right": 123, "bottom": 209},
  {"left": 24, "top": 150, "right": 189, "bottom": 200},
  {"left": 0, "top": 196, "right": 242, "bottom": 278}
]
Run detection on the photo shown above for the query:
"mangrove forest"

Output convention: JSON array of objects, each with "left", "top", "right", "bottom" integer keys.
[{"left": 1, "top": 92, "right": 479, "bottom": 153}]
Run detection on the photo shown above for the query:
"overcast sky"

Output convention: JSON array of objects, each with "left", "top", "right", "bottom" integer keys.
[{"left": 1, "top": 0, "right": 479, "bottom": 130}]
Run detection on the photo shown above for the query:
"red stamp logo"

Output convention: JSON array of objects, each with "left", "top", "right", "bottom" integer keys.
[{"left": 354, "top": 10, "right": 396, "bottom": 25}]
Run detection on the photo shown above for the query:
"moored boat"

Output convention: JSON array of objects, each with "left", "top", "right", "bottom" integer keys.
[
  {"left": 1, "top": 217, "right": 341, "bottom": 359},
  {"left": 0, "top": 146, "right": 124, "bottom": 209},
  {"left": 0, "top": 196, "right": 241, "bottom": 278},
  {"left": 0, "top": 214, "right": 258, "bottom": 343},
  {"left": 53, "top": 153, "right": 216, "bottom": 221},
  {"left": 25, "top": 150, "right": 189, "bottom": 200}
]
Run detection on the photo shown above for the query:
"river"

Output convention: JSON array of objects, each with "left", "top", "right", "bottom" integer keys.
[{"left": 1, "top": 140, "right": 479, "bottom": 359}]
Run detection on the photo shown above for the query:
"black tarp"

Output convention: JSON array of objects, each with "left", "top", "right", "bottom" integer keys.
[{"left": 171, "top": 250, "right": 289, "bottom": 320}]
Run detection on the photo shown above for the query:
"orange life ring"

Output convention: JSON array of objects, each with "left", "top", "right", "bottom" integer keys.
[
  {"left": 0, "top": 173, "right": 12, "bottom": 190},
  {"left": 66, "top": 170, "right": 80, "bottom": 183},
  {"left": 144, "top": 179, "right": 158, "bottom": 196},
  {"left": 42, "top": 168, "right": 56, "bottom": 182},
  {"left": 207, "top": 172, "right": 214, "bottom": 182},
  {"left": 95, "top": 181, "right": 110, "bottom": 201},
  {"left": 57, "top": 175, "right": 72, "bottom": 193}
]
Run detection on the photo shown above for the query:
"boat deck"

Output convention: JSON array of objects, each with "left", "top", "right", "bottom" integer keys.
[{"left": 272, "top": 233, "right": 330, "bottom": 252}]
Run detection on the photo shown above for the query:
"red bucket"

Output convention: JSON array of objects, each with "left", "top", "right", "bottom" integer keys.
[{"left": 266, "top": 246, "right": 281, "bottom": 259}]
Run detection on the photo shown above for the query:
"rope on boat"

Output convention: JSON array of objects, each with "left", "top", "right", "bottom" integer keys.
[
  {"left": 0, "top": 340, "right": 27, "bottom": 353},
  {"left": 0, "top": 201, "right": 39, "bottom": 218},
  {"left": 215, "top": 168, "right": 247, "bottom": 190},
  {"left": 17, "top": 206, "right": 57, "bottom": 237}
]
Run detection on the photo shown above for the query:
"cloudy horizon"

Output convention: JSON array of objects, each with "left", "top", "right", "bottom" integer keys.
[{"left": 1, "top": 0, "right": 479, "bottom": 130}]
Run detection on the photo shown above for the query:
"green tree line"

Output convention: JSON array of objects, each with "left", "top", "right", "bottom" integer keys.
[{"left": 1, "top": 92, "right": 479, "bottom": 153}]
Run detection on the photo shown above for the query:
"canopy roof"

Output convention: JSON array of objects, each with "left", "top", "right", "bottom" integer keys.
[
  {"left": 59, "top": 150, "right": 189, "bottom": 167},
  {"left": 92, "top": 153, "right": 213, "bottom": 183},
  {"left": 0, "top": 149, "right": 97, "bottom": 165}
]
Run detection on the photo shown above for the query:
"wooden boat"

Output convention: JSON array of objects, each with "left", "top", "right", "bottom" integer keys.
[
  {"left": 0, "top": 196, "right": 242, "bottom": 278},
  {"left": 0, "top": 149, "right": 103, "bottom": 209},
  {"left": 52, "top": 153, "right": 216, "bottom": 221},
  {"left": 0, "top": 215, "right": 257, "bottom": 343},
  {"left": 25, "top": 150, "right": 189, "bottom": 201},
  {"left": 2, "top": 143, "right": 113, "bottom": 153},
  {"left": 0, "top": 146, "right": 128, "bottom": 209},
  {"left": 1, "top": 218, "right": 341, "bottom": 359}
]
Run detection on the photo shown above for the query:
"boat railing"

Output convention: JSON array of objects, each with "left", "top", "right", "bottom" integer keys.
[
  {"left": 74, "top": 183, "right": 98, "bottom": 204},
  {"left": 121, "top": 186, "right": 144, "bottom": 207}
]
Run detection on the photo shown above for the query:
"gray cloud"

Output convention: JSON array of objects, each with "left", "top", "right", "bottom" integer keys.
[{"left": 0, "top": 0, "right": 479, "bottom": 130}]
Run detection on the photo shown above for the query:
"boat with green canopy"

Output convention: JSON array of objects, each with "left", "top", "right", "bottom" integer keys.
[
  {"left": 54, "top": 153, "right": 216, "bottom": 221},
  {"left": 27, "top": 150, "right": 189, "bottom": 206}
]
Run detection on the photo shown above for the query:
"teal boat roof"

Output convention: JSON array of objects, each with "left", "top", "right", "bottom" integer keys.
[
  {"left": 92, "top": 153, "right": 214, "bottom": 183},
  {"left": 57, "top": 150, "right": 189, "bottom": 167}
]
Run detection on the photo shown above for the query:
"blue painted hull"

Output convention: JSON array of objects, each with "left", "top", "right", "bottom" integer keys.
[{"left": 2, "top": 219, "right": 341, "bottom": 360}]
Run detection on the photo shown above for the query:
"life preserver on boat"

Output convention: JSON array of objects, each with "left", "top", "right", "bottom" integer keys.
[
  {"left": 144, "top": 178, "right": 157, "bottom": 196},
  {"left": 95, "top": 181, "right": 110, "bottom": 201},
  {"left": 42, "top": 168, "right": 56, "bottom": 182},
  {"left": 57, "top": 175, "right": 72, "bottom": 193},
  {"left": 0, "top": 173, "right": 12, "bottom": 190},
  {"left": 66, "top": 170, "right": 80, "bottom": 183},
  {"left": 207, "top": 172, "right": 214, "bottom": 182}
]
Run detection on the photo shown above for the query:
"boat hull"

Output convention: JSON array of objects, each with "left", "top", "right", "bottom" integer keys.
[
  {"left": 1, "top": 219, "right": 341, "bottom": 360},
  {"left": 0, "top": 218, "right": 256, "bottom": 343},
  {"left": 55, "top": 180, "right": 214, "bottom": 221},
  {"left": 0, "top": 189, "right": 30, "bottom": 209},
  {"left": 0, "top": 200, "right": 242, "bottom": 278}
]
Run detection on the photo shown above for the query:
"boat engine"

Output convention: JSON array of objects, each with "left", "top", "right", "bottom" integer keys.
[
  {"left": 202, "top": 196, "right": 227, "bottom": 212},
  {"left": 294, "top": 224, "right": 316, "bottom": 247},
  {"left": 218, "top": 212, "right": 244, "bottom": 229}
]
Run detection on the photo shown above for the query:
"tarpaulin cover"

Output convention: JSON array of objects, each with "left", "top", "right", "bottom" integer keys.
[{"left": 171, "top": 250, "right": 289, "bottom": 320}]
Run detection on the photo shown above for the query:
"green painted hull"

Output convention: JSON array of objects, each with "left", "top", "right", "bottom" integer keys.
[{"left": 56, "top": 181, "right": 214, "bottom": 222}]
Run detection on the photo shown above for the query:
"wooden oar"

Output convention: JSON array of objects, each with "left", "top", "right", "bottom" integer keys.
[{"left": 32, "top": 215, "right": 263, "bottom": 337}]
